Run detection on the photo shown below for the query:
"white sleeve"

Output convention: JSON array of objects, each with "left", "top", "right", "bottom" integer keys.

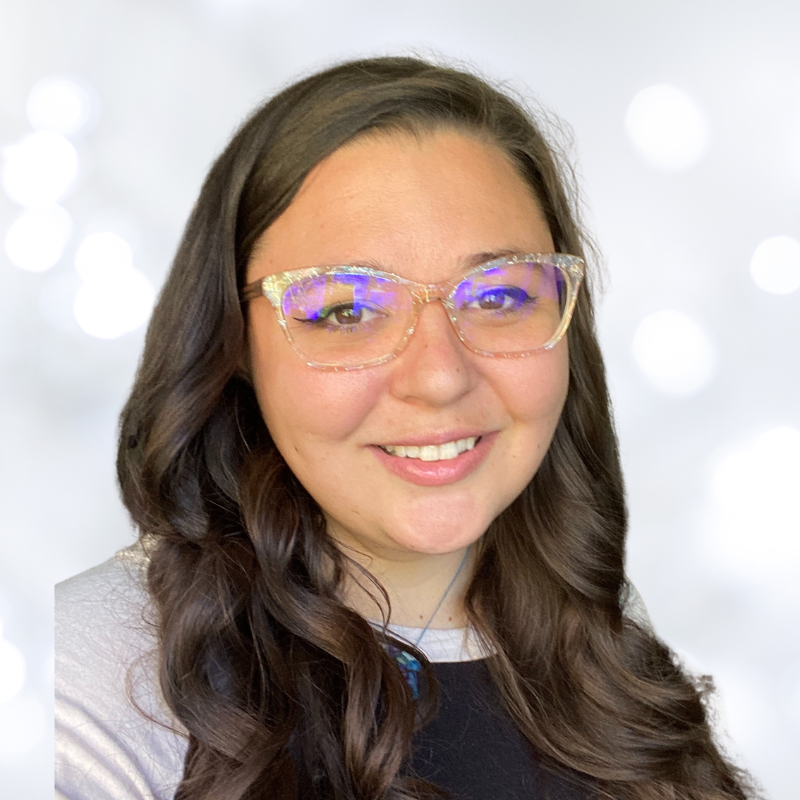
[{"left": 55, "top": 548, "right": 188, "bottom": 800}]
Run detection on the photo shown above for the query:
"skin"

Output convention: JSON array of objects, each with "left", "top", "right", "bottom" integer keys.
[{"left": 246, "top": 130, "right": 569, "bottom": 627}]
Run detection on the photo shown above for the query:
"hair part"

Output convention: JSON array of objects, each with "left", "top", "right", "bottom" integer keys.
[{"left": 118, "top": 56, "right": 755, "bottom": 800}]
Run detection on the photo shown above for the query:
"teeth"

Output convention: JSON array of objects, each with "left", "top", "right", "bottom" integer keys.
[
  {"left": 420, "top": 445, "right": 439, "bottom": 461},
  {"left": 439, "top": 442, "right": 459, "bottom": 460},
  {"left": 382, "top": 437, "right": 478, "bottom": 461}
]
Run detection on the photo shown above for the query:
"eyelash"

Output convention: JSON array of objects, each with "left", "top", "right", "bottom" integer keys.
[
  {"left": 459, "top": 287, "right": 537, "bottom": 314},
  {"left": 294, "top": 302, "right": 386, "bottom": 330}
]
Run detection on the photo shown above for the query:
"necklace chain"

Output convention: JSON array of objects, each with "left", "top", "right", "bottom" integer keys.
[{"left": 413, "top": 546, "right": 470, "bottom": 648}]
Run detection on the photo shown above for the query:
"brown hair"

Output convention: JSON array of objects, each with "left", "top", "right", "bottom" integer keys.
[{"left": 118, "top": 56, "right": 754, "bottom": 800}]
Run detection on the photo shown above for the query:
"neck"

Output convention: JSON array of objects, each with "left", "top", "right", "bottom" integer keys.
[{"left": 332, "top": 537, "right": 474, "bottom": 630}]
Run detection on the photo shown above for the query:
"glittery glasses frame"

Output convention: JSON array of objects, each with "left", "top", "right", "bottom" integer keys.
[{"left": 240, "top": 252, "right": 585, "bottom": 371}]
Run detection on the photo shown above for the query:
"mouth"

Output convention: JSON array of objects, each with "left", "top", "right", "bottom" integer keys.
[
  {"left": 378, "top": 436, "right": 483, "bottom": 462},
  {"left": 370, "top": 432, "right": 496, "bottom": 487}
]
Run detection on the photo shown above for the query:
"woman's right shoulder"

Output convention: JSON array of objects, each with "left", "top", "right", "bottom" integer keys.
[
  {"left": 55, "top": 539, "right": 157, "bottom": 669},
  {"left": 57, "top": 538, "right": 151, "bottom": 610},
  {"left": 55, "top": 540, "right": 188, "bottom": 800}
]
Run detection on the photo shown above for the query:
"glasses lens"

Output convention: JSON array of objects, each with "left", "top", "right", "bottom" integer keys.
[
  {"left": 282, "top": 271, "right": 412, "bottom": 367},
  {"left": 452, "top": 261, "right": 567, "bottom": 353}
]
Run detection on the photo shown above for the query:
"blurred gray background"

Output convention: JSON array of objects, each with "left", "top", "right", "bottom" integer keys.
[{"left": 1, "top": 1, "right": 799, "bottom": 798}]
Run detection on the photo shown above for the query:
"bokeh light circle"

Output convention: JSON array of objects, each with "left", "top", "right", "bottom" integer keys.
[
  {"left": 708, "top": 427, "right": 800, "bottom": 576},
  {"left": 73, "top": 268, "right": 156, "bottom": 339},
  {"left": 74, "top": 231, "right": 134, "bottom": 282},
  {"left": 631, "top": 309, "right": 716, "bottom": 395},
  {"left": 750, "top": 235, "right": 800, "bottom": 294},
  {"left": 4, "top": 206, "right": 72, "bottom": 272},
  {"left": 625, "top": 84, "right": 710, "bottom": 171},
  {"left": 26, "top": 75, "right": 96, "bottom": 136},
  {"left": 1, "top": 131, "right": 78, "bottom": 207}
]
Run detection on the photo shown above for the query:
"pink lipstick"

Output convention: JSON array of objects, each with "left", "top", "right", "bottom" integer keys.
[{"left": 369, "top": 432, "right": 497, "bottom": 487}]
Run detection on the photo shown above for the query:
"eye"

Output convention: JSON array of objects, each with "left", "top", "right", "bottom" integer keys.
[
  {"left": 327, "top": 303, "right": 366, "bottom": 326},
  {"left": 295, "top": 301, "right": 389, "bottom": 330},
  {"left": 461, "top": 286, "right": 535, "bottom": 313}
]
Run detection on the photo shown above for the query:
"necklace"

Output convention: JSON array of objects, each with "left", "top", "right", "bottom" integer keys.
[
  {"left": 381, "top": 546, "right": 471, "bottom": 700},
  {"left": 414, "top": 545, "right": 470, "bottom": 647}
]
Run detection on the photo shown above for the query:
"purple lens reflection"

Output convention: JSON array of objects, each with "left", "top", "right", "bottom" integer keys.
[
  {"left": 453, "top": 261, "right": 566, "bottom": 352},
  {"left": 282, "top": 271, "right": 413, "bottom": 366}
]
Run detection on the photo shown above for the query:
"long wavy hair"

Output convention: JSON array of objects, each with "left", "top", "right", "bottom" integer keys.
[{"left": 118, "top": 57, "right": 753, "bottom": 800}]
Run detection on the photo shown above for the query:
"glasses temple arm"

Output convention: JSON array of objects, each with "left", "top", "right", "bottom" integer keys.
[{"left": 240, "top": 279, "right": 264, "bottom": 303}]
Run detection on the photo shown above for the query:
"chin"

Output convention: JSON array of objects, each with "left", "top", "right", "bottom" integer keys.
[{"left": 387, "top": 509, "right": 494, "bottom": 556}]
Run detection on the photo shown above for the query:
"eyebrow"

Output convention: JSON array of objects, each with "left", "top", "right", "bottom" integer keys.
[
  {"left": 461, "top": 248, "right": 529, "bottom": 269},
  {"left": 347, "top": 248, "right": 529, "bottom": 271},
  {"left": 250, "top": 248, "right": 536, "bottom": 286},
  {"left": 241, "top": 247, "right": 545, "bottom": 300}
]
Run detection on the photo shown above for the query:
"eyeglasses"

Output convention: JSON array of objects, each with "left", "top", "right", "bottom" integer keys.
[{"left": 241, "top": 252, "right": 584, "bottom": 371}]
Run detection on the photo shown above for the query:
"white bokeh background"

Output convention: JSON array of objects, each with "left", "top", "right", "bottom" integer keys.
[{"left": 1, "top": 1, "right": 799, "bottom": 798}]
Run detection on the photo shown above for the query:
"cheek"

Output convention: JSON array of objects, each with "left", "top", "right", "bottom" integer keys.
[
  {"left": 498, "top": 345, "right": 570, "bottom": 451},
  {"left": 269, "top": 376, "right": 379, "bottom": 447},
  {"left": 248, "top": 316, "right": 384, "bottom": 449}
]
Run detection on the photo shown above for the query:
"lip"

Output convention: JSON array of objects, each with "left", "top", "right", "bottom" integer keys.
[
  {"left": 374, "top": 430, "right": 488, "bottom": 448},
  {"left": 369, "top": 431, "right": 498, "bottom": 487}
]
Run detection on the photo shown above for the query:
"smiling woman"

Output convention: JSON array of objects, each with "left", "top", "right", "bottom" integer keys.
[
  {"left": 245, "top": 133, "right": 570, "bottom": 590},
  {"left": 55, "top": 57, "right": 755, "bottom": 800}
]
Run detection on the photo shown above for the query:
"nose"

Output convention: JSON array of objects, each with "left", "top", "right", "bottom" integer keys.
[{"left": 387, "top": 300, "right": 477, "bottom": 407}]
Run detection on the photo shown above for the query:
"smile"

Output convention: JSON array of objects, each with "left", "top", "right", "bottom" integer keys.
[
  {"left": 370, "top": 432, "right": 497, "bottom": 487},
  {"left": 379, "top": 437, "right": 481, "bottom": 461}
]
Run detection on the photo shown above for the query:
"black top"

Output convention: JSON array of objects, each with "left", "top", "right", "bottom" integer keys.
[{"left": 408, "top": 660, "right": 595, "bottom": 800}]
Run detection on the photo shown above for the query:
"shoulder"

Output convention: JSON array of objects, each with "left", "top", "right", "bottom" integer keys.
[
  {"left": 57, "top": 541, "right": 150, "bottom": 641},
  {"left": 55, "top": 541, "right": 187, "bottom": 800},
  {"left": 55, "top": 541, "right": 158, "bottom": 699}
]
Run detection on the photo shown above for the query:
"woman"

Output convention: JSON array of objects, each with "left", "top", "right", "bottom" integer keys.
[{"left": 55, "top": 57, "right": 754, "bottom": 800}]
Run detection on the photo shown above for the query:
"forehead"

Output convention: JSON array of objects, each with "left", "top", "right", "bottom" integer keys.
[{"left": 247, "top": 130, "right": 554, "bottom": 284}]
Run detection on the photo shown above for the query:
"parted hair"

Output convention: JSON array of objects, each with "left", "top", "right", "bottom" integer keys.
[{"left": 117, "top": 56, "right": 753, "bottom": 800}]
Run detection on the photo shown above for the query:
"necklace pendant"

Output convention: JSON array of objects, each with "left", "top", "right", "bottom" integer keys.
[{"left": 383, "top": 644, "right": 422, "bottom": 700}]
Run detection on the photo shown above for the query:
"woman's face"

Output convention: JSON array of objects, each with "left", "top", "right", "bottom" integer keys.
[{"left": 246, "top": 130, "right": 569, "bottom": 562}]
